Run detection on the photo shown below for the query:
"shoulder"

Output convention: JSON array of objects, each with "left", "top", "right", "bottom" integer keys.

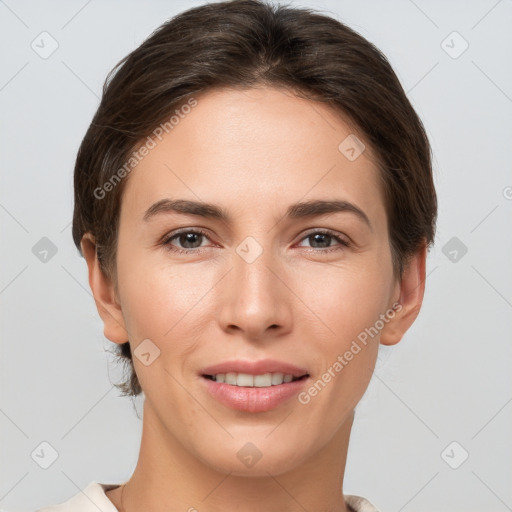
[
  {"left": 345, "top": 494, "right": 381, "bottom": 512},
  {"left": 36, "top": 481, "right": 121, "bottom": 512}
]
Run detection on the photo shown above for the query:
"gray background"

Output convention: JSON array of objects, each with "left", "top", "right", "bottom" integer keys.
[{"left": 1, "top": 0, "right": 511, "bottom": 510}]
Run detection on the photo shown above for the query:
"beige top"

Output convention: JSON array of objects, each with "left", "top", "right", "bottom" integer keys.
[{"left": 36, "top": 481, "right": 381, "bottom": 512}]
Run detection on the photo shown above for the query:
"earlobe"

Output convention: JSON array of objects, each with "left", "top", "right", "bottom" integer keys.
[
  {"left": 380, "top": 243, "right": 427, "bottom": 346},
  {"left": 80, "top": 233, "right": 128, "bottom": 344}
]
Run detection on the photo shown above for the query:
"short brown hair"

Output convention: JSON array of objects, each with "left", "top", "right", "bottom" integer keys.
[{"left": 72, "top": 0, "right": 437, "bottom": 397}]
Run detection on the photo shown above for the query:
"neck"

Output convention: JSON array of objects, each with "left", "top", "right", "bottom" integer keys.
[{"left": 109, "top": 400, "right": 355, "bottom": 512}]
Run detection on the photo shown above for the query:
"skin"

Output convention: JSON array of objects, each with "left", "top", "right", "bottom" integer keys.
[{"left": 81, "top": 86, "right": 426, "bottom": 512}]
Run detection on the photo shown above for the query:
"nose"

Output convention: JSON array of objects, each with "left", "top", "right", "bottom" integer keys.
[{"left": 217, "top": 245, "right": 293, "bottom": 341}]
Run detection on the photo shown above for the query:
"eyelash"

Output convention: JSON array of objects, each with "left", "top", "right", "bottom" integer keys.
[{"left": 161, "top": 228, "right": 351, "bottom": 255}]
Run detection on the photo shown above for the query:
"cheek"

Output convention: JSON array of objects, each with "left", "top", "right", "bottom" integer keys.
[
  {"left": 298, "top": 280, "right": 383, "bottom": 424},
  {"left": 117, "top": 258, "right": 215, "bottom": 394},
  {"left": 301, "top": 261, "right": 391, "bottom": 341},
  {"left": 117, "top": 251, "right": 218, "bottom": 346},
  {"left": 299, "top": 261, "right": 391, "bottom": 398}
]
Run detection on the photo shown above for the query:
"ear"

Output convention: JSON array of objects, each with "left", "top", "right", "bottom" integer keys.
[
  {"left": 80, "top": 233, "right": 128, "bottom": 344},
  {"left": 380, "top": 243, "right": 427, "bottom": 346}
]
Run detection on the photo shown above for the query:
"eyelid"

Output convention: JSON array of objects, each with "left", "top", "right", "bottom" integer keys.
[
  {"left": 298, "top": 227, "right": 351, "bottom": 244},
  {"left": 161, "top": 226, "right": 352, "bottom": 254},
  {"left": 160, "top": 227, "right": 213, "bottom": 249},
  {"left": 295, "top": 228, "right": 352, "bottom": 250}
]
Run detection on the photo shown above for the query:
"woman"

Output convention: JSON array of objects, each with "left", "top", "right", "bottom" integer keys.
[{"left": 37, "top": 0, "right": 436, "bottom": 510}]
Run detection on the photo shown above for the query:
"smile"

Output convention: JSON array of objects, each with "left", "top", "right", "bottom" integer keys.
[{"left": 203, "top": 372, "right": 308, "bottom": 387}]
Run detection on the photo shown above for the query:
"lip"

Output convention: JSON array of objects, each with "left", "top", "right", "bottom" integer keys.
[
  {"left": 199, "top": 359, "right": 310, "bottom": 413},
  {"left": 200, "top": 359, "right": 309, "bottom": 378},
  {"left": 201, "top": 376, "right": 309, "bottom": 413}
]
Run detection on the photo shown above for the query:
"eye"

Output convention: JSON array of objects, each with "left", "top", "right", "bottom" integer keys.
[
  {"left": 296, "top": 229, "right": 351, "bottom": 252},
  {"left": 161, "top": 228, "right": 351, "bottom": 255},
  {"left": 161, "top": 228, "right": 213, "bottom": 254}
]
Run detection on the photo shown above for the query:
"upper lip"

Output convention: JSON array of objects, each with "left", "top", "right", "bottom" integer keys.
[{"left": 200, "top": 359, "right": 309, "bottom": 378}]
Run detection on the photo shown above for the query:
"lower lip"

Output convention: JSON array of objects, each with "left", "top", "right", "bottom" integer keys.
[{"left": 201, "top": 376, "right": 309, "bottom": 413}]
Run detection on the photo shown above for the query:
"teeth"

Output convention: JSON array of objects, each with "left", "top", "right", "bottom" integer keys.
[
  {"left": 211, "top": 372, "right": 299, "bottom": 387},
  {"left": 271, "top": 372, "right": 284, "bottom": 385}
]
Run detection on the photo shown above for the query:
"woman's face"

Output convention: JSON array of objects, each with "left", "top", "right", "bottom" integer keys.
[{"left": 111, "top": 86, "right": 402, "bottom": 475}]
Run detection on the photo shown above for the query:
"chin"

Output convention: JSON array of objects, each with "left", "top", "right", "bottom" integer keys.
[{"left": 197, "top": 436, "right": 311, "bottom": 478}]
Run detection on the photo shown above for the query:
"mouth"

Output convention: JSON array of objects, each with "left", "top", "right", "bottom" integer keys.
[
  {"left": 202, "top": 372, "right": 309, "bottom": 387},
  {"left": 198, "top": 359, "right": 311, "bottom": 412},
  {"left": 200, "top": 372, "right": 310, "bottom": 413}
]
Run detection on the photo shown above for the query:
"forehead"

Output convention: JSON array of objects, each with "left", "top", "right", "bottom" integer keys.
[{"left": 120, "top": 86, "right": 386, "bottom": 228}]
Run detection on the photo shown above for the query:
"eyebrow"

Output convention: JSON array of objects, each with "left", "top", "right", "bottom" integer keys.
[{"left": 143, "top": 198, "right": 372, "bottom": 230}]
